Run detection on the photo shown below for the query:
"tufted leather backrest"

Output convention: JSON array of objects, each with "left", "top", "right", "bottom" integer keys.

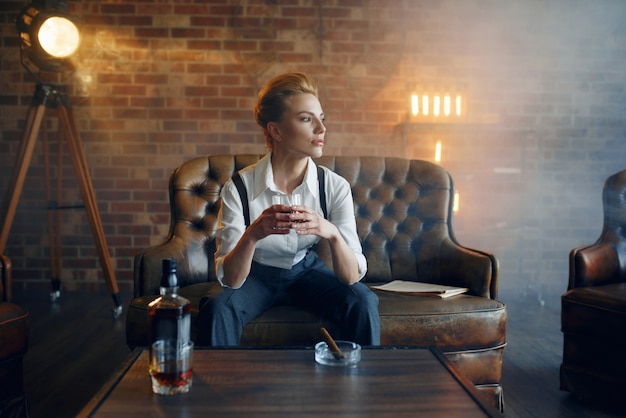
[
  {"left": 135, "top": 155, "right": 498, "bottom": 299},
  {"left": 602, "top": 169, "right": 626, "bottom": 242},
  {"left": 570, "top": 168, "right": 626, "bottom": 288}
]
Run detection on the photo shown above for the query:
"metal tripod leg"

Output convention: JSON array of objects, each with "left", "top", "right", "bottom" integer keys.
[
  {"left": 43, "top": 119, "right": 63, "bottom": 302},
  {"left": 0, "top": 104, "right": 46, "bottom": 256},
  {"left": 57, "top": 105, "right": 122, "bottom": 318},
  {"left": 0, "top": 104, "right": 46, "bottom": 304}
]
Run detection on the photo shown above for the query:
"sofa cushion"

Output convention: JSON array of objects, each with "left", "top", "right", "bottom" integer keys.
[
  {"left": 376, "top": 290, "right": 507, "bottom": 351},
  {"left": 561, "top": 282, "right": 626, "bottom": 341}
]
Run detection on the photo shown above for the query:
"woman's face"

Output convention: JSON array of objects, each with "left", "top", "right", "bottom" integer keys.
[{"left": 270, "top": 93, "right": 326, "bottom": 158}]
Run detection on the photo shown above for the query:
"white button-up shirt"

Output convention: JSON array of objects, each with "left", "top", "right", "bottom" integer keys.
[{"left": 215, "top": 153, "right": 367, "bottom": 288}]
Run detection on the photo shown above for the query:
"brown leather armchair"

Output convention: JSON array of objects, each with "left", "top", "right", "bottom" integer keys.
[
  {"left": 561, "top": 169, "right": 626, "bottom": 404},
  {"left": 1, "top": 254, "right": 30, "bottom": 417},
  {"left": 127, "top": 155, "right": 507, "bottom": 410}
]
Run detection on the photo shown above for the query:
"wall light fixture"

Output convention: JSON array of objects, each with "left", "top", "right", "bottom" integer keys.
[{"left": 408, "top": 84, "right": 467, "bottom": 123}]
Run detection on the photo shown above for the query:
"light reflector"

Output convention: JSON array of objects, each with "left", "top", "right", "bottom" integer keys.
[{"left": 38, "top": 16, "right": 80, "bottom": 58}]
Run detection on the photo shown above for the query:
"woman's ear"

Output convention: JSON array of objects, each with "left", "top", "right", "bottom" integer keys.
[{"left": 267, "top": 122, "right": 281, "bottom": 142}]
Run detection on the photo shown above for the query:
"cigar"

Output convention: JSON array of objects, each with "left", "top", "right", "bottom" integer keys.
[{"left": 320, "top": 327, "right": 344, "bottom": 359}]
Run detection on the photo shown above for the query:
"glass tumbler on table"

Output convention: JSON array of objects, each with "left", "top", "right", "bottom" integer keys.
[{"left": 149, "top": 339, "right": 194, "bottom": 395}]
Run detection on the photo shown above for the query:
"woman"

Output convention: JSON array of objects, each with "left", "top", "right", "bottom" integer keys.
[{"left": 196, "top": 72, "right": 380, "bottom": 346}]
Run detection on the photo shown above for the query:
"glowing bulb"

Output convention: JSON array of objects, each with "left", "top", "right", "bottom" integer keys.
[
  {"left": 433, "top": 96, "right": 440, "bottom": 117},
  {"left": 411, "top": 93, "right": 419, "bottom": 116},
  {"left": 38, "top": 16, "right": 80, "bottom": 58},
  {"left": 455, "top": 95, "right": 462, "bottom": 116},
  {"left": 453, "top": 192, "right": 460, "bottom": 212},
  {"left": 435, "top": 141, "right": 442, "bottom": 163},
  {"left": 422, "top": 95, "right": 429, "bottom": 116},
  {"left": 444, "top": 95, "right": 451, "bottom": 116}
]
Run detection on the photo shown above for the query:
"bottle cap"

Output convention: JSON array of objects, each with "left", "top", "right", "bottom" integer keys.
[{"left": 161, "top": 258, "right": 178, "bottom": 288}]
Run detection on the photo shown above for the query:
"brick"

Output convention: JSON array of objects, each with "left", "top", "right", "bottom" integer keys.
[
  {"left": 221, "top": 86, "right": 256, "bottom": 97},
  {"left": 171, "top": 28, "right": 206, "bottom": 38},
  {"left": 331, "top": 42, "right": 365, "bottom": 54},
  {"left": 83, "top": 15, "right": 116, "bottom": 25},
  {"left": 163, "top": 120, "right": 199, "bottom": 131},
  {"left": 282, "top": 6, "right": 316, "bottom": 17},
  {"left": 117, "top": 38, "right": 151, "bottom": 49},
  {"left": 112, "top": 108, "right": 147, "bottom": 119},
  {"left": 0, "top": 95, "right": 18, "bottom": 105},
  {"left": 137, "top": 4, "right": 173, "bottom": 14},
  {"left": 148, "top": 133, "right": 181, "bottom": 142},
  {"left": 187, "top": 63, "right": 223, "bottom": 73},
  {"left": 100, "top": 4, "right": 136, "bottom": 14},
  {"left": 111, "top": 155, "right": 147, "bottom": 168},
  {"left": 130, "top": 97, "right": 166, "bottom": 108},
  {"left": 148, "top": 108, "right": 184, "bottom": 119},
  {"left": 133, "top": 74, "right": 169, "bottom": 85},
  {"left": 170, "top": 50, "right": 205, "bottom": 61},
  {"left": 89, "top": 119, "right": 126, "bottom": 131},
  {"left": 185, "top": 86, "right": 219, "bottom": 96},
  {"left": 111, "top": 85, "right": 147, "bottom": 96},
  {"left": 174, "top": 5, "right": 210, "bottom": 15},
  {"left": 121, "top": 143, "right": 158, "bottom": 154},
  {"left": 118, "top": 16, "right": 153, "bottom": 26},
  {"left": 188, "top": 40, "right": 223, "bottom": 50},
  {"left": 135, "top": 28, "right": 169, "bottom": 38},
  {"left": 110, "top": 202, "right": 145, "bottom": 213},
  {"left": 190, "top": 16, "right": 228, "bottom": 27},
  {"left": 88, "top": 96, "right": 129, "bottom": 107},
  {"left": 133, "top": 190, "right": 167, "bottom": 202}
]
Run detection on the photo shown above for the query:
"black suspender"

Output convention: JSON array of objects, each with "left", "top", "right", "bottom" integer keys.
[
  {"left": 317, "top": 165, "right": 327, "bottom": 220},
  {"left": 231, "top": 171, "right": 250, "bottom": 227},
  {"left": 231, "top": 165, "right": 328, "bottom": 227}
]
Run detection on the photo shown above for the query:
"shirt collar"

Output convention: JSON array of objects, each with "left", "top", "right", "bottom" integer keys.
[{"left": 251, "top": 153, "right": 318, "bottom": 200}]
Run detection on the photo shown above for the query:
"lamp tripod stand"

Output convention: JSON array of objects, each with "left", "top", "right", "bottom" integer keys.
[{"left": 0, "top": 83, "right": 122, "bottom": 318}]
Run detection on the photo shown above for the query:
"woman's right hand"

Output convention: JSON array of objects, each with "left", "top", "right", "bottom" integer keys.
[{"left": 248, "top": 204, "right": 293, "bottom": 240}]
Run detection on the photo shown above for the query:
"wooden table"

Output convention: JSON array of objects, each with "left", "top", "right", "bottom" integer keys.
[{"left": 79, "top": 347, "right": 501, "bottom": 417}]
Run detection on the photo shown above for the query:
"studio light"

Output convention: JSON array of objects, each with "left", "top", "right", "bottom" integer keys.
[{"left": 16, "top": 0, "right": 80, "bottom": 76}]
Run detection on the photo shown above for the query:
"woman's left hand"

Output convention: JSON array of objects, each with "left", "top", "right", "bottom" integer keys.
[{"left": 288, "top": 205, "right": 336, "bottom": 239}]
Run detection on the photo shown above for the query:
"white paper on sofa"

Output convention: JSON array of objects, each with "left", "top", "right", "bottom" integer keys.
[{"left": 370, "top": 280, "right": 468, "bottom": 299}]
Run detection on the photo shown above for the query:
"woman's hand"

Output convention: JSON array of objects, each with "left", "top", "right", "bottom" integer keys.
[
  {"left": 289, "top": 205, "right": 337, "bottom": 239},
  {"left": 247, "top": 204, "right": 294, "bottom": 241}
]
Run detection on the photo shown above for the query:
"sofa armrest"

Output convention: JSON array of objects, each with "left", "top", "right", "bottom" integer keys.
[
  {"left": 569, "top": 242, "right": 620, "bottom": 289},
  {"left": 133, "top": 235, "right": 214, "bottom": 297},
  {"left": 440, "top": 239, "right": 499, "bottom": 299}
]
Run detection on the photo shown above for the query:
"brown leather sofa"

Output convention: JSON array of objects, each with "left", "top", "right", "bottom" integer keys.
[
  {"left": 1, "top": 254, "right": 30, "bottom": 417},
  {"left": 126, "top": 155, "right": 507, "bottom": 410},
  {"left": 561, "top": 168, "right": 626, "bottom": 404}
]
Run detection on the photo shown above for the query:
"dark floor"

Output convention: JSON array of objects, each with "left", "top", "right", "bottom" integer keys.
[
  {"left": 10, "top": 285, "right": 626, "bottom": 418},
  {"left": 498, "top": 290, "right": 624, "bottom": 418}
]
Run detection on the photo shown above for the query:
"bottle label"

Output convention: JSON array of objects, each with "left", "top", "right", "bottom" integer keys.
[{"left": 149, "top": 309, "right": 191, "bottom": 345}]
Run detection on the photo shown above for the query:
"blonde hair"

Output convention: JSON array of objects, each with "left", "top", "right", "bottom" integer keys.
[{"left": 254, "top": 72, "right": 318, "bottom": 150}]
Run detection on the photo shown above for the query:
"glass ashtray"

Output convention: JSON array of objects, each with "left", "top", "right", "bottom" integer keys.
[{"left": 314, "top": 341, "right": 361, "bottom": 367}]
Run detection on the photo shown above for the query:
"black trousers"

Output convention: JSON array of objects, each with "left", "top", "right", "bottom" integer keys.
[{"left": 196, "top": 251, "right": 380, "bottom": 346}]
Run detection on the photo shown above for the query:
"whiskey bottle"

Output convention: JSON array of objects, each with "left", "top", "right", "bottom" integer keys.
[{"left": 148, "top": 258, "right": 191, "bottom": 347}]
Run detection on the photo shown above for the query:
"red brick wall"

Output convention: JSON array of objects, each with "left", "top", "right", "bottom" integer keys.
[{"left": 1, "top": 0, "right": 625, "bottom": 301}]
